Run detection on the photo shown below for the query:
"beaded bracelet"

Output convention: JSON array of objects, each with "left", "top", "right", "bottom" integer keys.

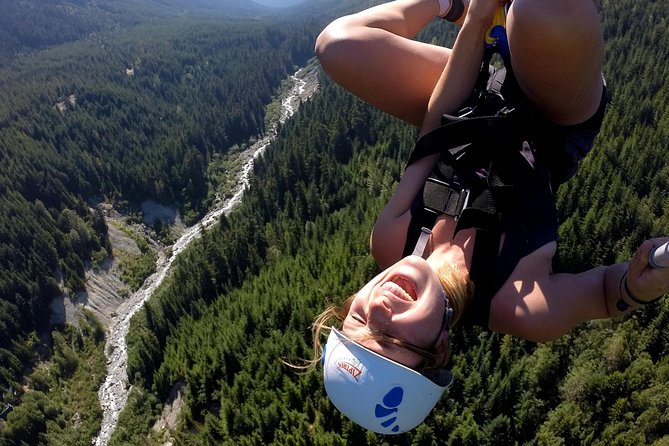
[{"left": 616, "top": 271, "right": 664, "bottom": 311}]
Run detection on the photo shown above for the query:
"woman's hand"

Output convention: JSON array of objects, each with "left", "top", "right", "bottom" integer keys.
[
  {"left": 626, "top": 237, "right": 669, "bottom": 302},
  {"left": 463, "top": 0, "right": 506, "bottom": 28}
]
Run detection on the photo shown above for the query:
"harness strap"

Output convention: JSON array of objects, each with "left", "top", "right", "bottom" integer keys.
[
  {"left": 457, "top": 156, "right": 519, "bottom": 225},
  {"left": 401, "top": 176, "right": 472, "bottom": 258},
  {"left": 423, "top": 178, "right": 470, "bottom": 217},
  {"left": 401, "top": 9, "right": 552, "bottom": 327},
  {"left": 407, "top": 115, "right": 524, "bottom": 167},
  {"left": 411, "top": 227, "right": 433, "bottom": 257},
  {"left": 465, "top": 229, "right": 500, "bottom": 327},
  {"left": 403, "top": 201, "right": 438, "bottom": 257}
]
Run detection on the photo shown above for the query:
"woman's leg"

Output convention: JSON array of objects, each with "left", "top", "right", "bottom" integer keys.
[
  {"left": 315, "top": 0, "right": 453, "bottom": 127},
  {"left": 507, "top": 0, "right": 604, "bottom": 125}
]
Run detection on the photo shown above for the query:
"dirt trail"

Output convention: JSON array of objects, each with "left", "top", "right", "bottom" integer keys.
[{"left": 90, "top": 64, "right": 319, "bottom": 446}]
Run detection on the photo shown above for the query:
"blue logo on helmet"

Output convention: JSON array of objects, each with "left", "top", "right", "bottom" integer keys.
[{"left": 375, "top": 386, "right": 404, "bottom": 432}]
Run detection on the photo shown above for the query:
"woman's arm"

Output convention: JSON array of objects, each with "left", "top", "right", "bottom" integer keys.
[
  {"left": 489, "top": 238, "right": 669, "bottom": 342},
  {"left": 420, "top": 0, "right": 500, "bottom": 135}
]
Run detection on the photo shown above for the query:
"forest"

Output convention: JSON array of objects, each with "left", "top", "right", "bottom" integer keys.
[
  {"left": 0, "top": 3, "right": 325, "bottom": 444},
  {"left": 113, "top": 0, "right": 667, "bottom": 444},
  {"left": 0, "top": 0, "right": 279, "bottom": 64},
  {"left": 2, "top": 0, "right": 669, "bottom": 444}
]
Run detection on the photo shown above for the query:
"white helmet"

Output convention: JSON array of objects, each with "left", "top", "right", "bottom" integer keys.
[{"left": 322, "top": 328, "right": 453, "bottom": 434}]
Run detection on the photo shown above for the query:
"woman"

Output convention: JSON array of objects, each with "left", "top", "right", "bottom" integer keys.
[{"left": 310, "top": 0, "right": 669, "bottom": 434}]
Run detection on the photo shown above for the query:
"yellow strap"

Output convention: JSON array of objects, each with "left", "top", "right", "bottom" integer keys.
[{"left": 484, "top": 6, "right": 507, "bottom": 46}]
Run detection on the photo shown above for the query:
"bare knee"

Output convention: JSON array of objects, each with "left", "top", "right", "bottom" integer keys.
[
  {"left": 314, "top": 20, "right": 336, "bottom": 62},
  {"left": 315, "top": 17, "right": 356, "bottom": 73},
  {"left": 510, "top": 0, "right": 600, "bottom": 21},
  {"left": 507, "top": 0, "right": 603, "bottom": 123},
  {"left": 509, "top": 0, "right": 603, "bottom": 53}
]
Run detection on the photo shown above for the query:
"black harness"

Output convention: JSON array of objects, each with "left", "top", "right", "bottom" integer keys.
[{"left": 403, "top": 48, "right": 557, "bottom": 326}]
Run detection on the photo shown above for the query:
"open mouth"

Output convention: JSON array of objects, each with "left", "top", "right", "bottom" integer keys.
[{"left": 381, "top": 276, "right": 417, "bottom": 301}]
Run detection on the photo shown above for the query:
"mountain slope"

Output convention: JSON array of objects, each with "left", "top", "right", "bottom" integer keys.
[
  {"left": 114, "top": 0, "right": 669, "bottom": 443},
  {"left": 0, "top": 0, "right": 268, "bottom": 63},
  {"left": 0, "top": 9, "right": 331, "bottom": 444}
]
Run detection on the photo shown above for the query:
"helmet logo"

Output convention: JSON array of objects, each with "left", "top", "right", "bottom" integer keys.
[
  {"left": 336, "top": 360, "right": 362, "bottom": 381},
  {"left": 374, "top": 386, "right": 404, "bottom": 433}
]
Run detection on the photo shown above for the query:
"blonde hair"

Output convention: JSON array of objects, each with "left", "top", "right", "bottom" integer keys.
[{"left": 294, "top": 262, "right": 473, "bottom": 371}]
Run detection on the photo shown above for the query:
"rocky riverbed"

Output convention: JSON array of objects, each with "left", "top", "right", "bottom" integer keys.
[{"left": 82, "top": 64, "right": 319, "bottom": 446}]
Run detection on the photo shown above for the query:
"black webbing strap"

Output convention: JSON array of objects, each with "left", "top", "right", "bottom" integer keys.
[
  {"left": 401, "top": 45, "right": 542, "bottom": 326},
  {"left": 407, "top": 115, "right": 524, "bottom": 167},
  {"left": 464, "top": 228, "right": 501, "bottom": 327},
  {"left": 454, "top": 160, "right": 516, "bottom": 234},
  {"left": 402, "top": 142, "right": 523, "bottom": 257},
  {"left": 423, "top": 177, "right": 470, "bottom": 217},
  {"left": 402, "top": 177, "right": 470, "bottom": 257}
]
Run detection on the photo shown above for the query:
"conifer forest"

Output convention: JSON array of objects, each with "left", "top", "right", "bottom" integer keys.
[{"left": 0, "top": 0, "right": 668, "bottom": 444}]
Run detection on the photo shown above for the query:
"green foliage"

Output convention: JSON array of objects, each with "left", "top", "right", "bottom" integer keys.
[
  {"left": 556, "top": 0, "right": 669, "bottom": 272},
  {"left": 0, "top": 8, "right": 322, "bottom": 418},
  {"left": 116, "top": 0, "right": 669, "bottom": 444},
  {"left": 108, "top": 387, "right": 161, "bottom": 446},
  {"left": 2, "top": 0, "right": 668, "bottom": 444},
  {"left": 118, "top": 250, "right": 157, "bottom": 292},
  {"left": 0, "top": 0, "right": 271, "bottom": 65},
  {"left": 0, "top": 312, "right": 106, "bottom": 446}
]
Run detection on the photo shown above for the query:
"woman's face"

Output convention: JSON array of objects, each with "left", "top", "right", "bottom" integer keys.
[{"left": 342, "top": 255, "right": 446, "bottom": 368}]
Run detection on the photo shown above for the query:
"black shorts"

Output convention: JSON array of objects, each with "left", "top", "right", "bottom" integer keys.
[{"left": 543, "top": 83, "right": 609, "bottom": 185}]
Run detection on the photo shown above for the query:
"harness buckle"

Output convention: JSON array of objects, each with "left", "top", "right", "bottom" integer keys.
[{"left": 422, "top": 177, "right": 470, "bottom": 220}]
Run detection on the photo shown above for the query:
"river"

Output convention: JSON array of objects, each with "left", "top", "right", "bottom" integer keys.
[{"left": 93, "top": 64, "right": 319, "bottom": 446}]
